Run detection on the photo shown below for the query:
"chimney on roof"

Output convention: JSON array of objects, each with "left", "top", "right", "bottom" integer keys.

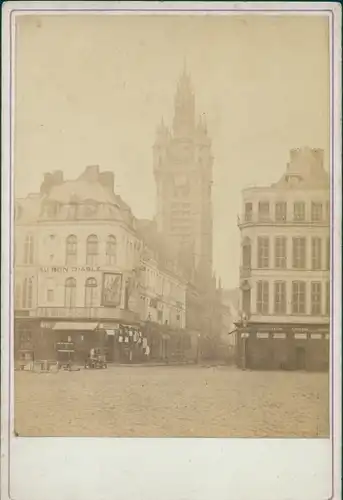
[
  {"left": 288, "top": 147, "right": 325, "bottom": 177},
  {"left": 40, "top": 170, "right": 63, "bottom": 195},
  {"left": 52, "top": 170, "right": 64, "bottom": 185},
  {"left": 40, "top": 172, "right": 53, "bottom": 194},
  {"left": 289, "top": 148, "right": 300, "bottom": 162},
  {"left": 312, "top": 148, "right": 324, "bottom": 169},
  {"left": 83, "top": 165, "right": 100, "bottom": 182},
  {"left": 99, "top": 171, "right": 115, "bottom": 194}
]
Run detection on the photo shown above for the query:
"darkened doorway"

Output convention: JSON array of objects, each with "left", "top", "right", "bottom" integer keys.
[{"left": 295, "top": 347, "right": 306, "bottom": 370}]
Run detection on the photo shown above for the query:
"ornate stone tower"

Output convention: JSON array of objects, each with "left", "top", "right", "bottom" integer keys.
[{"left": 153, "top": 68, "right": 213, "bottom": 289}]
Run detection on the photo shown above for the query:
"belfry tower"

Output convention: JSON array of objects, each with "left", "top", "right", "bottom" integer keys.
[{"left": 153, "top": 68, "right": 213, "bottom": 289}]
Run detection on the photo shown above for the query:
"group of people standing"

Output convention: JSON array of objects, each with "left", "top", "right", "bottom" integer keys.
[{"left": 116, "top": 325, "right": 150, "bottom": 362}]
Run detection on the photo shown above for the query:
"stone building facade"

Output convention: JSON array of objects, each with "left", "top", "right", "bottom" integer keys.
[
  {"left": 14, "top": 166, "right": 191, "bottom": 365},
  {"left": 237, "top": 147, "right": 330, "bottom": 371}
]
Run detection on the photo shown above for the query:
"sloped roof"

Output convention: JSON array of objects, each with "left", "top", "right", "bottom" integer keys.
[
  {"left": 136, "top": 219, "right": 185, "bottom": 277},
  {"left": 273, "top": 148, "right": 329, "bottom": 189},
  {"left": 15, "top": 195, "right": 42, "bottom": 223},
  {"left": 137, "top": 219, "right": 176, "bottom": 259},
  {"left": 47, "top": 179, "right": 118, "bottom": 205}
]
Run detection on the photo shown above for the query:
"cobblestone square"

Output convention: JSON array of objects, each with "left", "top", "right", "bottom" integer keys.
[{"left": 14, "top": 366, "right": 329, "bottom": 437}]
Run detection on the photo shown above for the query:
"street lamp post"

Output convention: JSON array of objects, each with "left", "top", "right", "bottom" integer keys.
[
  {"left": 239, "top": 312, "right": 248, "bottom": 370},
  {"left": 196, "top": 333, "right": 201, "bottom": 364},
  {"left": 231, "top": 311, "right": 248, "bottom": 370}
]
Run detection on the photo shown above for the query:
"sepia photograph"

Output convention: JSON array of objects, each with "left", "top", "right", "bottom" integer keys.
[
  {"left": 2, "top": 3, "right": 341, "bottom": 500},
  {"left": 12, "top": 11, "right": 332, "bottom": 439}
]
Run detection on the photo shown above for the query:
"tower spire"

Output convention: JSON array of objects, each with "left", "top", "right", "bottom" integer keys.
[
  {"left": 182, "top": 57, "right": 189, "bottom": 80},
  {"left": 173, "top": 65, "right": 195, "bottom": 137}
]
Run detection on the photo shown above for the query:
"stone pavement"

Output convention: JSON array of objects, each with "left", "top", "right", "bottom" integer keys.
[{"left": 14, "top": 365, "right": 329, "bottom": 438}]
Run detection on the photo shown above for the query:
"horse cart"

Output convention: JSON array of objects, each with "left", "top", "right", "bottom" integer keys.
[{"left": 84, "top": 347, "right": 107, "bottom": 369}]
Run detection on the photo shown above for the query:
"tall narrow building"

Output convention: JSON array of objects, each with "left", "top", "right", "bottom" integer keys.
[{"left": 153, "top": 68, "right": 214, "bottom": 290}]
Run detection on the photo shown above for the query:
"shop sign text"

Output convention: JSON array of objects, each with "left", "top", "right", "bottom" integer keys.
[{"left": 40, "top": 266, "right": 101, "bottom": 273}]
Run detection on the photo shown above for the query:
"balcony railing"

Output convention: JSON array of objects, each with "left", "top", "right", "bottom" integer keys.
[
  {"left": 237, "top": 214, "right": 329, "bottom": 227},
  {"left": 34, "top": 307, "right": 140, "bottom": 322}
]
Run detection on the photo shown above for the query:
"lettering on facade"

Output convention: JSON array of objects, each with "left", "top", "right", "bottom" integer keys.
[
  {"left": 40, "top": 266, "right": 101, "bottom": 273},
  {"left": 99, "top": 323, "right": 120, "bottom": 330},
  {"left": 294, "top": 333, "right": 307, "bottom": 340},
  {"left": 256, "top": 332, "right": 269, "bottom": 339},
  {"left": 273, "top": 333, "right": 286, "bottom": 339},
  {"left": 259, "top": 327, "right": 283, "bottom": 333},
  {"left": 310, "top": 333, "right": 322, "bottom": 340},
  {"left": 315, "top": 328, "right": 330, "bottom": 333},
  {"left": 40, "top": 321, "right": 55, "bottom": 329}
]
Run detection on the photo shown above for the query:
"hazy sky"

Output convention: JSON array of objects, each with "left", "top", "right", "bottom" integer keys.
[{"left": 14, "top": 13, "right": 330, "bottom": 288}]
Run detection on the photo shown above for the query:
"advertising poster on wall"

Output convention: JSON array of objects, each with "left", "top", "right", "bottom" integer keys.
[{"left": 102, "top": 273, "right": 122, "bottom": 307}]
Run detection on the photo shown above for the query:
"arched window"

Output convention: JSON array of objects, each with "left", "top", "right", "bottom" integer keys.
[
  {"left": 242, "top": 237, "right": 251, "bottom": 268},
  {"left": 106, "top": 235, "right": 117, "bottom": 266},
  {"left": 22, "top": 277, "right": 33, "bottom": 308},
  {"left": 24, "top": 234, "right": 34, "bottom": 264},
  {"left": 65, "top": 278, "right": 76, "bottom": 308},
  {"left": 85, "top": 277, "right": 98, "bottom": 307},
  {"left": 86, "top": 235, "right": 98, "bottom": 265},
  {"left": 66, "top": 235, "right": 77, "bottom": 266}
]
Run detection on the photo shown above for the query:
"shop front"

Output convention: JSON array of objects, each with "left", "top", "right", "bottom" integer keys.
[
  {"left": 236, "top": 323, "right": 330, "bottom": 372},
  {"left": 143, "top": 321, "right": 197, "bottom": 363},
  {"left": 39, "top": 321, "right": 106, "bottom": 364},
  {"left": 111, "top": 324, "right": 148, "bottom": 363},
  {"left": 14, "top": 315, "right": 42, "bottom": 367}
]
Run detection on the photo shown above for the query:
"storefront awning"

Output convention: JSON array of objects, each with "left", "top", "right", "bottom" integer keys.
[{"left": 52, "top": 322, "right": 98, "bottom": 331}]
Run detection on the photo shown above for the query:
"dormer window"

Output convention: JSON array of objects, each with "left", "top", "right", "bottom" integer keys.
[
  {"left": 285, "top": 174, "right": 303, "bottom": 186},
  {"left": 83, "top": 202, "right": 98, "bottom": 218},
  {"left": 43, "top": 200, "right": 59, "bottom": 218}
]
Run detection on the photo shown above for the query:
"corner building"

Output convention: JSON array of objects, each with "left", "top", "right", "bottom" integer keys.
[
  {"left": 14, "top": 166, "right": 191, "bottom": 365},
  {"left": 237, "top": 147, "right": 330, "bottom": 371}
]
